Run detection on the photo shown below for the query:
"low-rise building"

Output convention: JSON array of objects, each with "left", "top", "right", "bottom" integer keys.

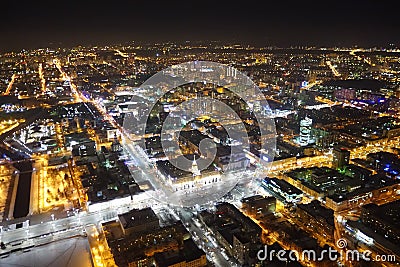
[
  {"left": 118, "top": 207, "right": 160, "bottom": 235},
  {"left": 261, "top": 177, "right": 303, "bottom": 203},
  {"left": 241, "top": 195, "right": 276, "bottom": 218},
  {"left": 295, "top": 200, "right": 334, "bottom": 243},
  {"left": 154, "top": 238, "right": 207, "bottom": 267},
  {"left": 360, "top": 201, "right": 400, "bottom": 245},
  {"left": 325, "top": 174, "right": 400, "bottom": 212}
]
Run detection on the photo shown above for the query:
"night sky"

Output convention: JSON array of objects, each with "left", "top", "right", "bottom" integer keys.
[{"left": 1, "top": 0, "right": 399, "bottom": 51}]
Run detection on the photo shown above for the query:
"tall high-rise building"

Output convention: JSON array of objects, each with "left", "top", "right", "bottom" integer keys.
[
  {"left": 226, "top": 66, "right": 237, "bottom": 78},
  {"left": 299, "top": 116, "right": 313, "bottom": 146},
  {"left": 332, "top": 147, "right": 350, "bottom": 169}
]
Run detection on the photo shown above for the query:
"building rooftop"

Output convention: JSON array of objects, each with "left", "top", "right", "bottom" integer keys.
[
  {"left": 362, "top": 200, "right": 400, "bottom": 229},
  {"left": 156, "top": 155, "right": 216, "bottom": 180},
  {"left": 217, "top": 228, "right": 234, "bottom": 245},
  {"left": 241, "top": 194, "right": 275, "bottom": 204},
  {"left": 298, "top": 200, "right": 334, "bottom": 227},
  {"left": 347, "top": 220, "right": 400, "bottom": 257},
  {"left": 263, "top": 177, "right": 303, "bottom": 195},
  {"left": 118, "top": 207, "right": 159, "bottom": 230},
  {"left": 182, "top": 238, "right": 206, "bottom": 262},
  {"left": 154, "top": 238, "right": 205, "bottom": 267},
  {"left": 329, "top": 173, "right": 397, "bottom": 202},
  {"left": 179, "top": 129, "right": 208, "bottom": 147}
]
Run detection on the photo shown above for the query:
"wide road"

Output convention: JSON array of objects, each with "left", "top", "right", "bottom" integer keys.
[
  {"left": 175, "top": 207, "right": 236, "bottom": 267},
  {"left": 3, "top": 74, "right": 16, "bottom": 96},
  {"left": 1, "top": 209, "right": 113, "bottom": 244},
  {"left": 38, "top": 63, "right": 46, "bottom": 95}
]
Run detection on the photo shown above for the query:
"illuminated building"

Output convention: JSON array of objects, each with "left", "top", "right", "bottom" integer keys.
[
  {"left": 360, "top": 201, "right": 400, "bottom": 244},
  {"left": 261, "top": 177, "right": 303, "bottom": 203},
  {"left": 199, "top": 203, "right": 262, "bottom": 265},
  {"left": 214, "top": 145, "right": 249, "bottom": 172},
  {"left": 345, "top": 212, "right": 400, "bottom": 263},
  {"left": 325, "top": 174, "right": 400, "bottom": 212},
  {"left": 154, "top": 239, "right": 207, "bottom": 267},
  {"left": 241, "top": 195, "right": 276, "bottom": 218},
  {"left": 118, "top": 207, "right": 159, "bottom": 235},
  {"left": 295, "top": 200, "right": 334, "bottom": 243},
  {"left": 191, "top": 156, "right": 201, "bottom": 177},
  {"left": 343, "top": 164, "right": 372, "bottom": 181},
  {"left": 111, "top": 139, "right": 122, "bottom": 152},
  {"left": 103, "top": 208, "right": 192, "bottom": 267},
  {"left": 156, "top": 158, "right": 220, "bottom": 191},
  {"left": 226, "top": 66, "right": 237, "bottom": 78},
  {"left": 366, "top": 151, "right": 400, "bottom": 177},
  {"left": 333, "top": 88, "right": 355, "bottom": 101},
  {"left": 178, "top": 129, "right": 250, "bottom": 172},
  {"left": 299, "top": 116, "right": 313, "bottom": 146},
  {"left": 71, "top": 140, "right": 96, "bottom": 157},
  {"left": 285, "top": 167, "right": 349, "bottom": 200},
  {"left": 332, "top": 147, "right": 350, "bottom": 169}
]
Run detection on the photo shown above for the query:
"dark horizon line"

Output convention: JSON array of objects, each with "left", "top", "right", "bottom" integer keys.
[{"left": 1, "top": 39, "right": 400, "bottom": 53}]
